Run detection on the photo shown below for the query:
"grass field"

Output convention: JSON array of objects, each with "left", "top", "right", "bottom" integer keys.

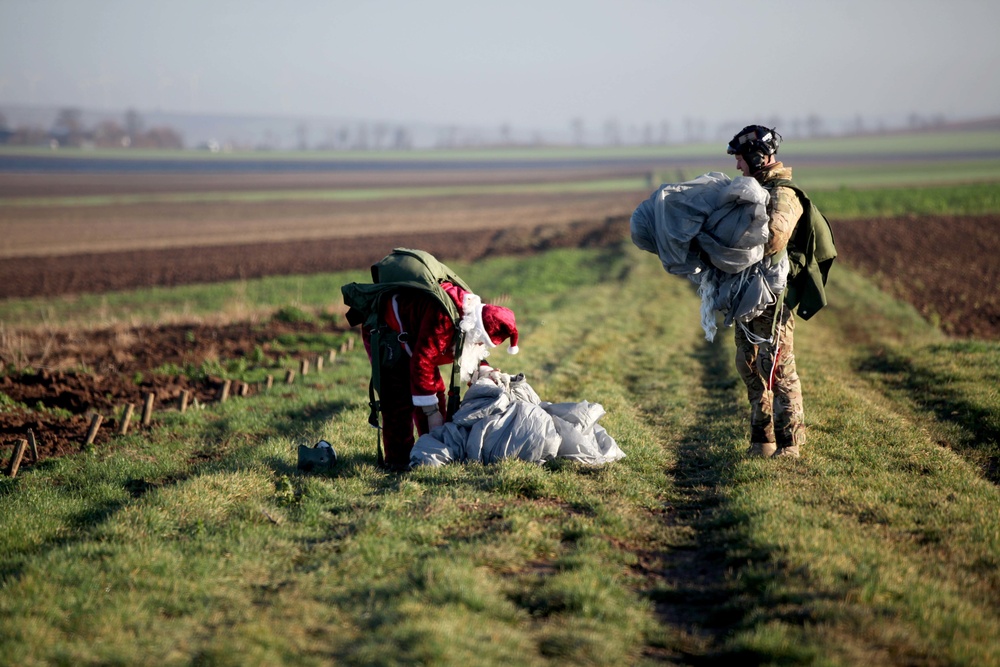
[
  {"left": 1, "top": 244, "right": 998, "bottom": 665},
  {"left": 1, "top": 131, "right": 999, "bottom": 665}
]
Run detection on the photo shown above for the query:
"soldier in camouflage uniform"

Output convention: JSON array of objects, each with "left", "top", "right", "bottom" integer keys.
[{"left": 728, "top": 125, "right": 806, "bottom": 458}]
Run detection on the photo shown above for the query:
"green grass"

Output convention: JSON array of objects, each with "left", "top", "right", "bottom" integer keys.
[
  {"left": 4, "top": 166, "right": 1000, "bottom": 210},
  {"left": 0, "top": 270, "right": 368, "bottom": 329},
  {"left": 810, "top": 181, "right": 1000, "bottom": 218},
  {"left": 789, "top": 160, "right": 1000, "bottom": 191},
  {"left": 1, "top": 245, "right": 999, "bottom": 665}
]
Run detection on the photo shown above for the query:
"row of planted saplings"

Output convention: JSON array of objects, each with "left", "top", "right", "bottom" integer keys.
[{"left": 4, "top": 335, "right": 356, "bottom": 479}]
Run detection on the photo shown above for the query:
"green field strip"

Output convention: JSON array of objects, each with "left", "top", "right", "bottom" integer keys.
[
  {"left": 6, "top": 178, "right": 1000, "bottom": 224},
  {"left": 0, "top": 177, "right": 650, "bottom": 208},
  {"left": 5, "top": 162, "right": 1000, "bottom": 211},
  {"left": 792, "top": 159, "right": 1000, "bottom": 190}
]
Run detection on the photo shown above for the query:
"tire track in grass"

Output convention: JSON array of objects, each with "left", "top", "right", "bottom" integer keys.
[
  {"left": 521, "top": 250, "right": 736, "bottom": 660},
  {"left": 509, "top": 249, "right": 787, "bottom": 661},
  {"left": 640, "top": 335, "right": 781, "bottom": 663}
]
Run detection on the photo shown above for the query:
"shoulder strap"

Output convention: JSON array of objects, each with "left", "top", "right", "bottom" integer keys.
[{"left": 769, "top": 178, "right": 837, "bottom": 267}]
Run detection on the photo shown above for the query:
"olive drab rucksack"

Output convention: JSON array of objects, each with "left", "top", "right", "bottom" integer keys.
[
  {"left": 341, "top": 248, "right": 472, "bottom": 464},
  {"left": 770, "top": 179, "right": 837, "bottom": 320}
]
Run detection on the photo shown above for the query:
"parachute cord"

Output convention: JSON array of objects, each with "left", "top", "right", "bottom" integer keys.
[
  {"left": 736, "top": 319, "right": 775, "bottom": 346},
  {"left": 698, "top": 271, "right": 718, "bottom": 342}
]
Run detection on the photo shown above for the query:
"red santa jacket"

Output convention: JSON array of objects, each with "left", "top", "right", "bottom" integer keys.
[{"left": 382, "top": 281, "right": 468, "bottom": 407}]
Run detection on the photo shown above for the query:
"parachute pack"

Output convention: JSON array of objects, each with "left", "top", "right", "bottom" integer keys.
[
  {"left": 341, "top": 249, "right": 472, "bottom": 461},
  {"left": 342, "top": 248, "right": 470, "bottom": 331}
]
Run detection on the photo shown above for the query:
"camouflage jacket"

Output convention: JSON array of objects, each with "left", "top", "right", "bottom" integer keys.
[
  {"left": 754, "top": 164, "right": 837, "bottom": 320},
  {"left": 755, "top": 163, "right": 803, "bottom": 257}
]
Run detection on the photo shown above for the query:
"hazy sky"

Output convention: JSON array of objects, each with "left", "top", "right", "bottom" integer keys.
[{"left": 2, "top": 0, "right": 998, "bottom": 134}]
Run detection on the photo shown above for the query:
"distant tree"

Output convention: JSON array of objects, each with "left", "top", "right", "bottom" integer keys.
[
  {"left": 0, "top": 112, "right": 9, "bottom": 145},
  {"left": 353, "top": 123, "right": 370, "bottom": 150},
  {"left": 51, "top": 107, "right": 85, "bottom": 146},
  {"left": 683, "top": 117, "right": 704, "bottom": 144},
  {"left": 392, "top": 126, "right": 411, "bottom": 150},
  {"left": 851, "top": 114, "right": 865, "bottom": 135},
  {"left": 641, "top": 123, "right": 654, "bottom": 146},
  {"left": 318, "top": 126, "right": 338, "bottom": 150},
  {"left": 908, "top": 112, "right": 948, "bottom": 131},
  {"left": 569, "top": 117, "right": 585, "bottom": 146},
  {"left": 659, "top": 121, "right": 670, "bottom": 145},
  {"left": 436, "top": 126, "right": 458, "bottom": 149},
  {"left": 9, "top": 125, "right": 48, "bottom": 146},
  {"left": 603, "top": 117, "right": 621, "bottom": 146},
  {"left": 125, "top": 108, "right": 143, "bottom": 140},
  {"left": 94, "top": 119, "right": 128, "bottom": 148},
  {"left": 499, "top": 123, "right": 511, "bottom": 146},
  {"left": 134, "top": 126, "right": 183, "bottom": 149},
  {"left": 296, "top": 122, "right": 309, "bottom": 151},
  {"left": 260, "top": 129, "right": 277, "bottom": 151},
  {"left": 805, "top": 114, "right": 824, "bottom": 138},
  {"left": 372, "top": 123, "right": 390, "bottom": 149}
]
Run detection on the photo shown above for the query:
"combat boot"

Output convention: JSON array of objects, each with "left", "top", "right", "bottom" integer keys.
[
  {"left": 747, "top": 442, "right": 777, "bottom": 458},
  {"left": 774, "top": 445, "right": 800, "bottom": 459}
]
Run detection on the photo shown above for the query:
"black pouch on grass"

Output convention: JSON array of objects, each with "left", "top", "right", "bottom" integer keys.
[{"left": 297, "top": 440, "right": 337, "bottom": 472}]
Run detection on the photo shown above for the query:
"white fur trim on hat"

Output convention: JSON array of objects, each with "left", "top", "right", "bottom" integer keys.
[
  {"left": 457, "top": 292, "right": 494, "bottom": 384},
  {"left": 473, "top": 302, "right": 497, "bottom": 349}
]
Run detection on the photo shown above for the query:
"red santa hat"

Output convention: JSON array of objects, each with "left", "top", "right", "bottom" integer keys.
[{"left": 481, "top": 304, "right": 519, "bottom": 354}]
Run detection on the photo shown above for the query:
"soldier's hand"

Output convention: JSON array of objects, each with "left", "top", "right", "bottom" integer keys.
[{"left": 426, "top": 410, "right": 445, "bottom": 431}]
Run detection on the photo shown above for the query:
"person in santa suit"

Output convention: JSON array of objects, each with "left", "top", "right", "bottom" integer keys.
[{"left": 362, "top": 280, "right": 520, "bottom": 471}]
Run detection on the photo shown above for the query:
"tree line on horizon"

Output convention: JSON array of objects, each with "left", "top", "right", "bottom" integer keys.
[
  {"left": 0, "top": 106, "right": 972, "bottom": 152},
  {"left": 0, "top": 108, "right": 183, "bottom": 150}
]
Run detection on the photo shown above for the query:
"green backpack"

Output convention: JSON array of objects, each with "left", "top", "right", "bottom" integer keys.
[
  {"left": 770, "top": 179, "right": 837, "bottom": 320},
  {"left": 341, "top": 249, "right": 472, "bottom": 461}
]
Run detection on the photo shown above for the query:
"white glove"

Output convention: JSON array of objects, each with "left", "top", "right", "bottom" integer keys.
[
  {"left": 470, "top": 364, "right": 494, "bottom": 384},
  {"left": 471, "top": 364, "right": 510, "bottom": 387}
]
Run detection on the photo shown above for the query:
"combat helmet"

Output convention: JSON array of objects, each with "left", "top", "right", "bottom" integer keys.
[{"left": 727, "top": 125, "right": 782, "bottom": 172}]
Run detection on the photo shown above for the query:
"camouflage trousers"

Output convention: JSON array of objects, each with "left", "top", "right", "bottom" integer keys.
[{"left": 734, "top": 303, "right": 806, "bottom": 449}]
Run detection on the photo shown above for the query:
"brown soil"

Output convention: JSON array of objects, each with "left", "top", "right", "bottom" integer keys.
[
  {"left": 833, "top": 215, "right": 1000, "bottom": 339},
  {"left": 1, "top": 169, "right": 997, "bottom": 470},
  {"left": 0, "top": 318, "right": 355, "bottom": 469},
  {"left": 0, "top": 212, "right": 630, "bottom": 298},
  {"left": 0, "top": 188, "right": 643, "bottom": 259}
]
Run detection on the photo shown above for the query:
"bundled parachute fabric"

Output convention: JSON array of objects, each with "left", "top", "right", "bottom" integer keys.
[
  {"left": 409, "top": 372, "right": 625, "bottom": 468},
  {"left": 630, "top": 172, "right": 789, "bottom": 341}
]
